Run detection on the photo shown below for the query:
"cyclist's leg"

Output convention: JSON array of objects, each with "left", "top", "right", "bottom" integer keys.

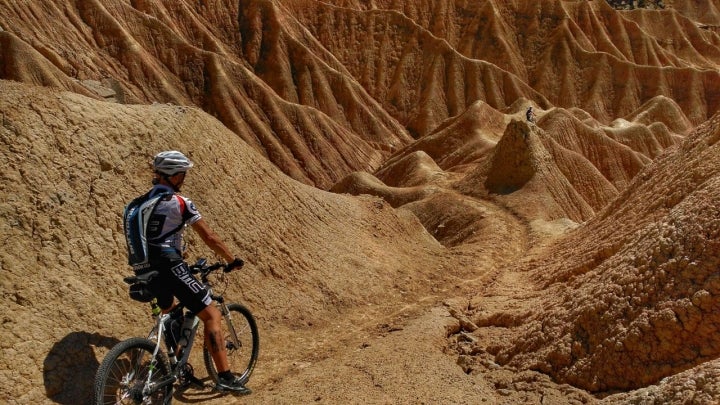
[
  {"left": 165, "top": 261, "right": 213, "bottom": 351},
  {"left": 198, "top": 305, "right": 250, "bottom": 393},
  {"left": 149, "top": 274, "right": 174, "bottom": 311},
  {"left": 147, "top": 255, "right": 187, "bottom": 311},
  {"left": 197, "top": 305, "right": 229, "bottom": 371}
]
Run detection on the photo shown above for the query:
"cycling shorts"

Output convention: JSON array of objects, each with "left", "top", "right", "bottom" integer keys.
[{"left": 147, "top": 261, "right": 212, "bottom": 314}]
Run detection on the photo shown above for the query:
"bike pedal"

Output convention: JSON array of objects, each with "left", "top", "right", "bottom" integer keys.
[
  {"left": 179, "top": 375, "right": 206, "bottom": 390},
  {"left": 191, "top": 376, "right": 206, "bottom": 389},
  {"left": 177, "top": 363, "right": 206, "bottom": 390}
]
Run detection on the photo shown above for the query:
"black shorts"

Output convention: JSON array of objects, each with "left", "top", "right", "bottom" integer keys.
[{"left": 147, "top": 261, "right": 212, "bottom": 314}]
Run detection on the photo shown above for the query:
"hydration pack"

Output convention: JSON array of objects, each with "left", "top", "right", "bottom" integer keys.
[{"left": 123, "top": 191, "right": 171, "bottom": 271}]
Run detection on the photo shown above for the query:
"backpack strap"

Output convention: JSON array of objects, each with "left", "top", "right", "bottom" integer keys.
[{"left": 148, "top": 193, "right": 190, "bottom": 243}]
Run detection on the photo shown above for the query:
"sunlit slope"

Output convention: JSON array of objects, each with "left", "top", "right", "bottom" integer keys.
[
  {"left": 2, "top": 0, "right": 718, "bottom": 188},
  {"left": 0, "top": 0, "right": 412, "bottom": 188},
  {"left": 0, "top": 80, "right": 445, "bottom": 403},
  {"left": 336, "top": 98, "right": 683, "bottom": 225},
  {"left": 290, "top": 0, "right": 720, "bottom": 126}
]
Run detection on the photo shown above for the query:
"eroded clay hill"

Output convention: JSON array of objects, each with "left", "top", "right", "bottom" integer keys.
[
  {"left": 0, "top": 0, "right": 411, "bottom": 189},
  {"left": 449, "top": 111, "right": 720, "bottom": 402},
  {"left": 1, "top": 0, "right": 720, "bottom": 188},
  {"left": 334, "top": 96, "right": 689, "bottom": 228},
  {"left": 287, "top": 0, "right": 720, "bottom": 125},
  {"left": 0, "top": 79, "right": 459, "bottom": 404}
]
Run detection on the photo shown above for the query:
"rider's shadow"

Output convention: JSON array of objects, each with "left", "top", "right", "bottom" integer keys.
[{"left": 43, "top": 331, "right": 120, "bottom": 404}]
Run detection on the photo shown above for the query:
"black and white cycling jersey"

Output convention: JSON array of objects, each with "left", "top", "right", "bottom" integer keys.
[{"left": 146, "top": 184, "right": 201, "bottom": 254}]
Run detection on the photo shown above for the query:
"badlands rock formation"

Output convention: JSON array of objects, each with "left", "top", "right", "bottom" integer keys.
[
  {"left": 453, "top": 111, "right": 720, "bottom": 395},
  {"left": 1, "top": 0, "right": 720, "bottom": 404},
  {"left": 2, "top": 0, "right": 719, "bottom": 188}
]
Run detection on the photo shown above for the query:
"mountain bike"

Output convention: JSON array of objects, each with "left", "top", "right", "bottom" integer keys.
[{"left": 94, "top": 258, "right": 259, "bottom": 404}]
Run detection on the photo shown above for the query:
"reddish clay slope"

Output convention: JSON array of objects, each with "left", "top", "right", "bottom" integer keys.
[
  {"left": 335, "top": 97, "right": 682, "bottom": 226},
  {"left": 538, "top": 108, "right": 649, "bottom": 192},
  {"left": 296, "top": 0, "right": 720, "bottom": 125},
  {"left": 348, "top": 97, "right": 680, "bottom": 223},
  {"left": 282, "top": 0, "right": 551, "bottom": 137},
  {"left": 2, "top": 0, "right": 719, "bottom": 188},
  {"left": 479, "top": 120, "right": 607, "bottom": 222},
  {"left": 668, "top": 0, "right": 720, "bottom": 25},
  {"left": 0, "top": 31, "right": 94, "bottom": 98},
  {"left": 378, "top": 100, "right": 507, "bottom": 173}
]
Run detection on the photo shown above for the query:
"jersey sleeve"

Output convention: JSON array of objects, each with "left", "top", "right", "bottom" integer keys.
[{"left": 178, "top": 195, "right": 202, "bottom": 226}]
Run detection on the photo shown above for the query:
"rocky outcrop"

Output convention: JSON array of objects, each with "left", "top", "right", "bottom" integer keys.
[{"left": 484, "top": 120, "right": 537, "bottom": 195}]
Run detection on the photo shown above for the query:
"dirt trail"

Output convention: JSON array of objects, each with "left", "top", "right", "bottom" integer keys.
[{"left": 176, "top": 192, "right": 539, "bottom": 404}]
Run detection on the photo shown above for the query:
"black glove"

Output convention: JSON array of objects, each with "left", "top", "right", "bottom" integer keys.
[{"left": 225, "top": 257, "right": 244, "bottom": 272}]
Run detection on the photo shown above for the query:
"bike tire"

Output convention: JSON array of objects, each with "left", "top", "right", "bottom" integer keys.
[
  {"left": 203, "top": 303, "right": 259, "bottom": 385},
  {"left": 94, "top": 337, "right": 173, "bottom": 405}
]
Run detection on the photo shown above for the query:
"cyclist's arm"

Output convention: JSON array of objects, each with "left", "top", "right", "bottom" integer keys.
[{"left": 191, "top": 218, "right": 234, "bottom": 262}]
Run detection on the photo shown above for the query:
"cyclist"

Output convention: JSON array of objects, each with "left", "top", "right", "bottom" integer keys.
[
  {"left": 132, "top": 150, "right": 250, "bottom": 395},
  {"left": 526, "top": 106, "right": 537, "bottom": 123}
]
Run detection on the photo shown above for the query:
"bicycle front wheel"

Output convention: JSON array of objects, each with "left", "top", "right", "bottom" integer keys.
[
  {"left": 94, "top": 337, "right": 172, "bottom": 405},
  {"left": 203, "top": 303, "right": 259, "bottom": 384}
]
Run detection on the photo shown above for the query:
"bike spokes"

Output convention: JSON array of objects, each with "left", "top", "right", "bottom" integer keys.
[{"left": 95, "top": 339, "right": 171, "bottom": 405}]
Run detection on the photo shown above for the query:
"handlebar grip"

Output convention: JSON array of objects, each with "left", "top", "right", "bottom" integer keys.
[{"left": 224, "top": 258, "right": 244, "bottom": 273}]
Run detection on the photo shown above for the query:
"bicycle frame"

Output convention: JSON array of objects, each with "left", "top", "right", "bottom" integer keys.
[
  {"left": 141, "top": 310, "right": 201, "bottom": 398},
  {"left": 101, "top": 258, "right": 253, "bottom": 404},
  {"left": 138, "top": 279, "right": 233, "bottom": 398}
]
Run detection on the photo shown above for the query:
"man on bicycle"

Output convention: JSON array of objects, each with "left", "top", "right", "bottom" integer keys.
[{"left": 136, "top": 150, "right": 250, "bottom": 395}]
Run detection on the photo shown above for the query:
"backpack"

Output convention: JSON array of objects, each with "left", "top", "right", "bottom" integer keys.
[{"left": 122, "top": 190, "right": 172, "bottom": 271}]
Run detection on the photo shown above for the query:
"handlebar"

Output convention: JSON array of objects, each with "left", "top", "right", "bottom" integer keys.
[
  {"left": 189, "top": 257, "right": 244, "bottom": 282},
  {"left": 124, "top": 258, "right": 243, "bottom": 285}
]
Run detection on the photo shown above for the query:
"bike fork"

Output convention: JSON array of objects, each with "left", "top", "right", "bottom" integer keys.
[{"left": 220, "top": 303, "right": 241, "bottom": 350}]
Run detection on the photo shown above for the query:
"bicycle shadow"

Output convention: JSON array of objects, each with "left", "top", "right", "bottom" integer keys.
[
  {"left": 175, "top": 390, "right": 227, "bottom": 403},
  {"left": 43, "top": 331, "right": 120, "bottom": 404}
]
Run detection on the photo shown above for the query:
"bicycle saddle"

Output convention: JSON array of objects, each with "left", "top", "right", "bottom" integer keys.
[{"left": 123, "top": 270, "right": 159, "bottom": 285}]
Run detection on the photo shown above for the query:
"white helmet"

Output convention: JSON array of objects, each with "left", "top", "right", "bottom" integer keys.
[{"left": 153, "top": 150, "right": 194, "bottom": 175}]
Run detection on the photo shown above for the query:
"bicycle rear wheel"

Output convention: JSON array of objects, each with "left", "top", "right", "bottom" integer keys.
[
  {"left": 203, "top": 303, "right": 259, "bottom": 385},
  {"left": 94, "top": 337, "right": 172, "bottom": 405}
]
